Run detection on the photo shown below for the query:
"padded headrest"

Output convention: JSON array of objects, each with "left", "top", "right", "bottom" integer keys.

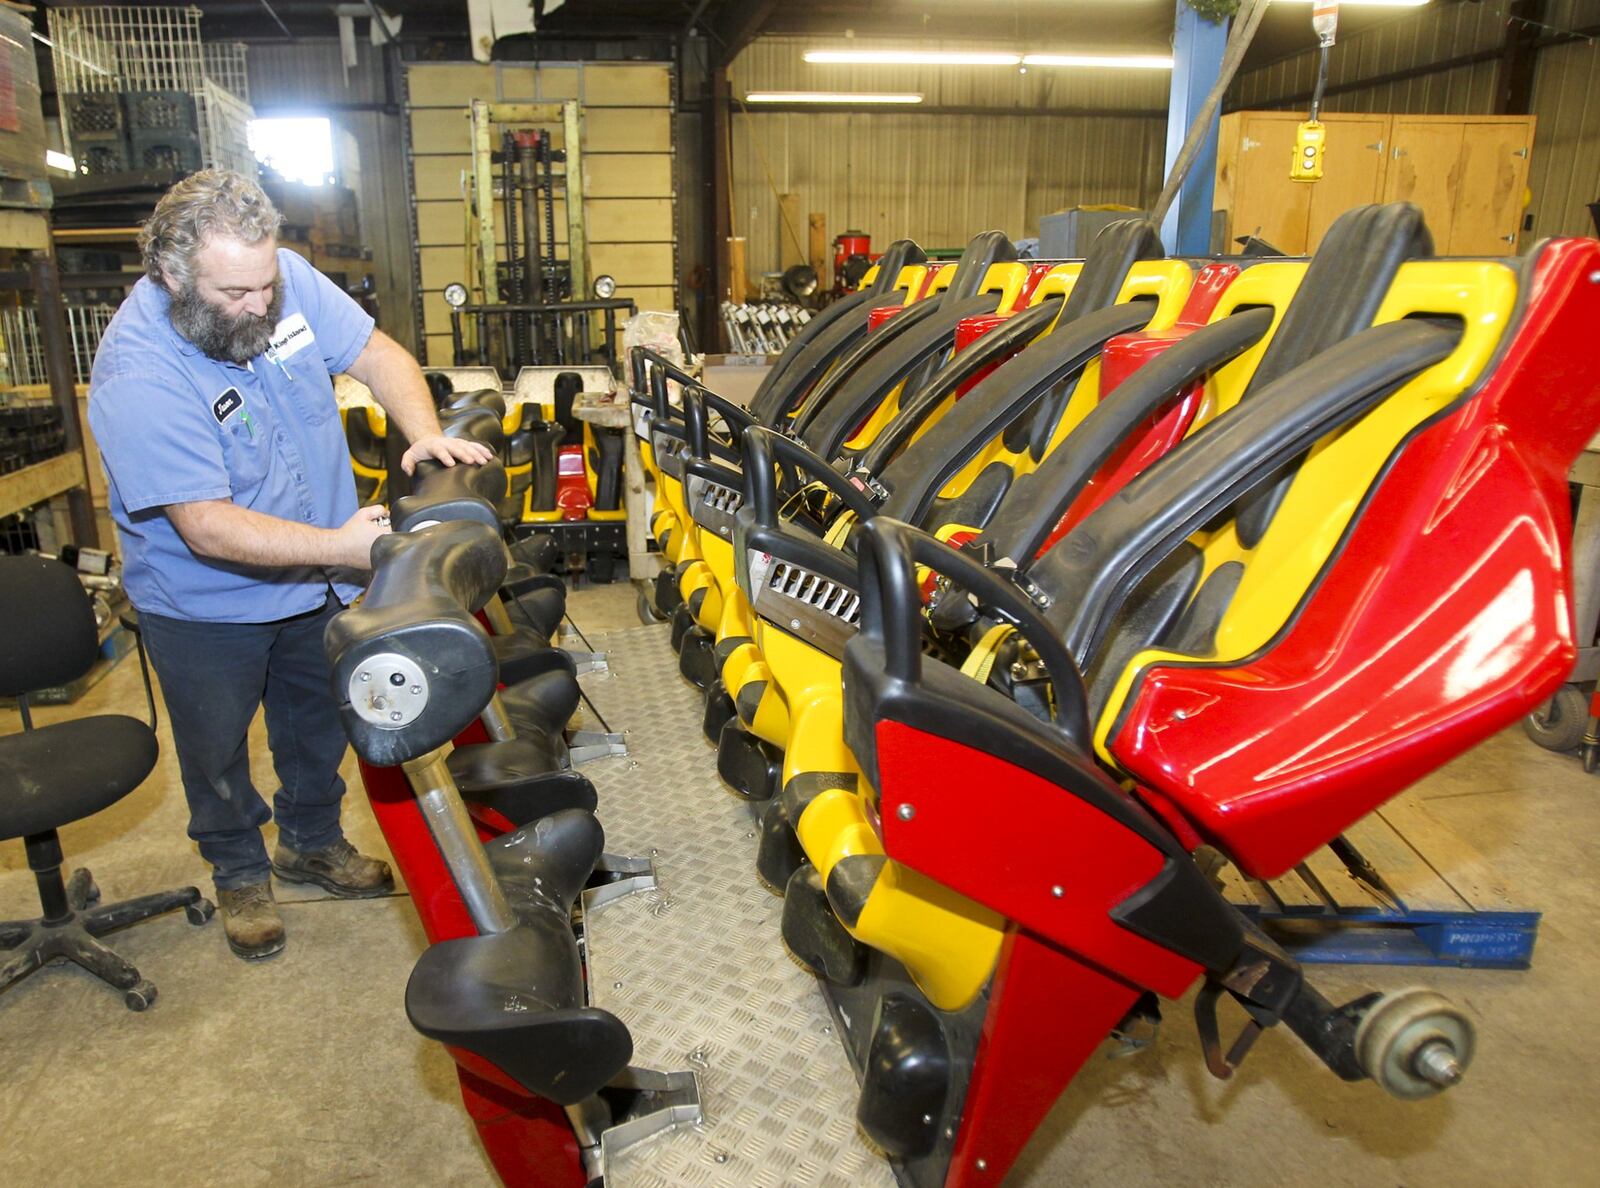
[
  {"left": 939, "top": 231, "right": 1017, "bottom": 308},
  {"left": 868, "top": 239, "right": 928, "bottom": 295},
  {"left": 1247, "top": 203, "right": 1433, "bottom": 395},
  {"left": 1233, "top": 202, "right": 1433, "bottom": 546},
  {"left": 1058, "top": 219, "right": 1165, "bottom": 325}
]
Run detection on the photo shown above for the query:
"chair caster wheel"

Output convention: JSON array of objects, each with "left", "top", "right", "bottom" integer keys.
[
  {"left": 66, "top": 868, "right": 100, "bottom": 910},
  {"left": 125, "top": 980, "right": 158, "bottom": 1012},
  {"left": 186, "top": 898, "right": 216, "bottom": 925}
]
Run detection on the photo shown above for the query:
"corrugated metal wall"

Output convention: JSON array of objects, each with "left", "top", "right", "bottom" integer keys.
[
  {"left": 1230, "top": 3, "right": 1505, "bottom": 115},
  {"left": 728, "top": 37, "right": 1167, "bottom": 272},
  {"left": 1229, "top": 0, "right": 1600, "bottom": 238},
  {"left": 244, "top": 39, "right": 418, "bottom": 349},
  {"left": 1524, "top": 6, "right": 1600, "bottom": 237}
]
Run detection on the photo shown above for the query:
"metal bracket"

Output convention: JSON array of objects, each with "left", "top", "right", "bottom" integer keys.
[
  {"left": 565, "top": 648, "right": 611, "bottom": 675},
  {"left": 569, "top": 728, "right": 629, "bottom": 763},
  {"left": 581, "top": 851, "right": 660, "bottom": 914},
  {"left": 596, "top": 1067, "right": 705, "bottom": 1180}
]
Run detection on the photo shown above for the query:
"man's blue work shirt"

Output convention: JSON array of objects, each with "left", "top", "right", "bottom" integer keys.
[{"left": 89, "top": 249, "right": 374, "bottom": 623}]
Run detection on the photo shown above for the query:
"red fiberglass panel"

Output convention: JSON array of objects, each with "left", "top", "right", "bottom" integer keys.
[
  {"left": 1037, "top": 265, "right": 1242, "bottom": 553},
  {"left": 872, "top": 718, "right": 1203, "bottom": 998},
  {"left": 1111, "top": 239, "right": 1600, "bottom": 880}
]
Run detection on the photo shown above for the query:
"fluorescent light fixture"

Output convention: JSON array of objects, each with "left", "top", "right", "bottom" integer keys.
[
  {"left": 745, "top": 91, "right": 925, "bottom": 104},
  {"left": 1272, "top": 0, "right": 1428, "bottom": 6},
  {"left": 803, "top": 50, "right": 1022, "bottom": 66},
  {"left": 1022, "top": 53, "right": 1175, "bottom": 69},
  {"left": 45, "top": 149, "right": 76, "bottom": 173}
]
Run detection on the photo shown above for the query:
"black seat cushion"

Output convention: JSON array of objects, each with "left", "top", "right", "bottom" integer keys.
[
  {"left": 501, "top": 670, "right": 581, "bottom": 737},
  {"left": 0, "top": 715, "right": 158, "bottom": 840}
]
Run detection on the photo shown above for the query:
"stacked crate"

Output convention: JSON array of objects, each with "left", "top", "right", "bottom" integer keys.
[{"left": 49, "top": 6, "right": 254, "bottom": 181}]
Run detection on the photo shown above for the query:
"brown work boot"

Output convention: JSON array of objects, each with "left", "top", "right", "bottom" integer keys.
[
  {"left": 216, "top": 882, "right": 286, "bottom": 961},
  {"left": 272, "top": 838, "right": 394, "bottom": 899}
]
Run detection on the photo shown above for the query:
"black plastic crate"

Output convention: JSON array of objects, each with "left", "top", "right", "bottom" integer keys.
[
  {"left": 129, "top": 130, "right": 202, "bottom": 174},
  {"left": 124, "top": 90, "right": 198, "bottom": 134},
  {"left": 63, "top": 92, "right": 124, "bottom": 136},
  {"left": 76, "top": 139, "right": 132, "bottom": 176}
]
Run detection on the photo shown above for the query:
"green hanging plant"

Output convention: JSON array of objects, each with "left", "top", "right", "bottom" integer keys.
[{"left": 1185, "top": 0, "right": 1242, "bottom": 21}]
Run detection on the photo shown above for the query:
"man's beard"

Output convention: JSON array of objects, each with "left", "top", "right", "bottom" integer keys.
[{"left": 168, "top": 282, "right": 284, "bottom": 365}]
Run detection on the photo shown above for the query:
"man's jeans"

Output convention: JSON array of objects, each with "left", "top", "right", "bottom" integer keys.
[{"left": 139, "top": 593, "right": 351, "bottom": 891}]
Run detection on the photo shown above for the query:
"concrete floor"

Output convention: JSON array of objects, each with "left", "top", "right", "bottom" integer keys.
[{"left": 2, "top": 580, "right": 1597, "bottom": 1186}]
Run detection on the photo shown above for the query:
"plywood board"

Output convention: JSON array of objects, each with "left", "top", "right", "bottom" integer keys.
[
  {"left": 1449, "top": 120, "right": 1534, "bottom": 255},
  {"left": 409, "top": 107, "right": 472, "bottom": 154},
  {"left": 584, "top": 107, "right": 671, "bottom": 153},
  {"left": 535, "top": 66, "right": 582, "bottom": 101},
  {"left": 1230, "top": 113, "right": 1315, "bottom": 253},
  {"left": 583, "top": 63, "right": 672, "bottom": 107},
  {"left": 422, "top": 332, "right": 455, "bottom": 366},
  {"left": 421, "top": 289, "right": 455, "bottom": 336},
  {"left": 1384, "top": 119, "right": 1465, "bottom": 250},
  {"left": 591, "top": 241, "right": 675, "bottom": 287},
  {"left": 419, "top": 245, "right": 475, "bottom": 290},
  {"left": 809, "top": 212, "right": 828, "bottom": 280},
  {"left": 587, "top": 197, "right": 675, "bottom": 243},
  {"left": 586, "top": 153, "right": 673, "bottom": 198},
  {"left": 1306, "top": 117, "right": 1389, "bottom": 251},
  {"left": 407, "top": 64, "right": 496, "bottom": 107},
  {"left": 778, "top": 193, "right": 803, "bottom": 269},
  {"left": 411, "top": 156, "right": 472, "bottom": 201},
  {"left": 613, "top": 284, "right": 677, "bottom": 313}
]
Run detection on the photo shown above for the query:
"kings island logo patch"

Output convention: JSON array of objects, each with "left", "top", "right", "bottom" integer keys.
[{"left": 212, "top": 387, "right": 243, "bottom": 424}]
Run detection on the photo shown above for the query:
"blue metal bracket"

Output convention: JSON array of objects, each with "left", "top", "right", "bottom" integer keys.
[{"left": 1162, "top": 1, "right": 1231, "bottom": 255}]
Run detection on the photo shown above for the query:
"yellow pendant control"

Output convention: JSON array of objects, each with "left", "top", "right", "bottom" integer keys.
[{"left": 1291, "top": 120, "right": 1326, "bottom": 181}]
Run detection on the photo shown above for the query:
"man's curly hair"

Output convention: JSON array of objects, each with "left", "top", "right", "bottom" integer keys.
[{"left": 139, "top": 169, "right": 283, "bottom": 289}]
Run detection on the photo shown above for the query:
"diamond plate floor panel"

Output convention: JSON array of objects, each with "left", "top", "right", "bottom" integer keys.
[{"left": 578, "top": 623, "right": 895, "bottom": 1188}]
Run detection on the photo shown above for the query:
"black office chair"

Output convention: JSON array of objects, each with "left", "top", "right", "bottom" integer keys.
[{"left": 0, "top": 556, "right": 213, "bottom": 1011}]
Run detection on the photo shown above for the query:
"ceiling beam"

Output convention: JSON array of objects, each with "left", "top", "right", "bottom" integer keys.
[{"left": 707, "top": 0, "right": 780, "bottom": 66}]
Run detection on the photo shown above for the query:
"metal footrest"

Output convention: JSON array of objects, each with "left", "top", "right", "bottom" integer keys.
[
  {"left": 568, "top": 728, "right": 628, "bottom": 763},
  {"left": 582, "top": 851, "right": 660, "bottom": 914},
  {"left": 566, "top": 649, "right": 611, "bottom": 675}
]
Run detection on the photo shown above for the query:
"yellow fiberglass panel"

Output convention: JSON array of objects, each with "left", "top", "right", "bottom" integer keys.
[
  {"left": 931, "top": 261, "right": 1195, "bottom": 500},
  {"left": 796, "top": 780, "right": 1005, "bottom": 1012},
  {"left": 1093, "top": 259, "right": 1518, "bottom": 762},
  {"left": 840, "top": 262, "right": 1032, "bottom": 453}
]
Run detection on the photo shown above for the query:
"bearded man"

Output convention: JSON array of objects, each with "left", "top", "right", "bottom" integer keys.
[{"left": 88, "top": 170, "right": 492, "bottom": 960}]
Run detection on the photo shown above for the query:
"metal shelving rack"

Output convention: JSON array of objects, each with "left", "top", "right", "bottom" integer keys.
[{"left": 0, "top": 211, "right": 99, "bottom": 546}]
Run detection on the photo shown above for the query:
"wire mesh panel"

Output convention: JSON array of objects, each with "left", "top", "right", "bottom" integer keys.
[
  {"left": 0, "top": 305, "right": 120, "bottom": 387},
  {"left": 46, "top": 6, "right": 207, "bottom": 94},
  {"left": 197, "top": 81, "right": 255, "bottom": 175},
  {"left": 202, "top": 42, "right": 250, "bottom": 102}
]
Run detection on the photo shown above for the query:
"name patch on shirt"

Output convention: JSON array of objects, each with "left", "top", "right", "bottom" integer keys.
[
  {"left": 267, "top": 312, "right": 315, "bottom": 361},
  {"left": 212, "top": 387, "right": 243, "bottom": 424}
]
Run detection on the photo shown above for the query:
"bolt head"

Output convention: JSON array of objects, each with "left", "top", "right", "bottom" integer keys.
[
  {"left": 360, "top": 671, "right": 371, "bottom": 682},
  {"left": 1051, "top": 884, "right": 1064, "bottom": 898},
  {"left": 976, "top": 1158, "right": 988, "bottom": 1171},
  {"left": 790, "top": 618, "right": 801, "bottom": 630},
  {"left": 389, "top": 710, "right": 403, "bottom": 721},
  {"left": 897, "top": 803, "right": 915, "bottom": 821},
  {"left": 389, "top": 671, "right": 406, "bottom": 686},
  {"left": 410, "top": 685, "right": 422, "bottom": 695}
]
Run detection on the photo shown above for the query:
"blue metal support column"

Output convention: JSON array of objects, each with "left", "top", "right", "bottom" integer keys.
[{"left": 1162, "top": 2, "right": 1231, "bottom": 255}]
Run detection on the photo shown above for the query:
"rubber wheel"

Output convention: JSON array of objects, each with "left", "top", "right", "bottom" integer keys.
[
  {"left": 637, "top": 587, "right": 667, "bottom": 625},
  {"left": 1522, "top": 684, "right": 1588, "bottom": 752},
  {"left": 124, "top": 980, "right": 158, "bottom": 1012}
]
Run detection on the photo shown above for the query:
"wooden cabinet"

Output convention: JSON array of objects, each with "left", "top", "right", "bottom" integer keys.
[{"left": 1216, "top": 111, "right": 1535, "bottom": 256}]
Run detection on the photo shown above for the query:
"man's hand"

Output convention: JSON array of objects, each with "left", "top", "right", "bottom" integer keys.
[
  {"left": 400, "top": 434, "right": 496, "bottom": 475},
  {"left": 332, "top": 504, "right": 393, "bottom": 569}
]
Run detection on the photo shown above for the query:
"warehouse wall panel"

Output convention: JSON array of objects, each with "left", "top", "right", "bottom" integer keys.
[
  {"left": 726, "top": 35, "right": 1165, "bottom": 276},
  {"left": 729, "top": 110, "right": 1164, "bottom": 275},
  {"left": 1525, "top": 31, "right": 1600, "bottom": 237}
]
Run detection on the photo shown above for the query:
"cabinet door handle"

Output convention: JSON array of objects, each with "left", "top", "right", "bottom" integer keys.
[
  {"left": 1502, "top": 234, "right": 1518, "bottom": 243},
  {"left": 1513, "top": 147, "right": 1530, "bottom": 159},
  {"left": 1366, "top": 140, "right": 1385, "bottom": 152},
  {"left": 1392, "top": 146, "right": 1407, "bottom": 159}
]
